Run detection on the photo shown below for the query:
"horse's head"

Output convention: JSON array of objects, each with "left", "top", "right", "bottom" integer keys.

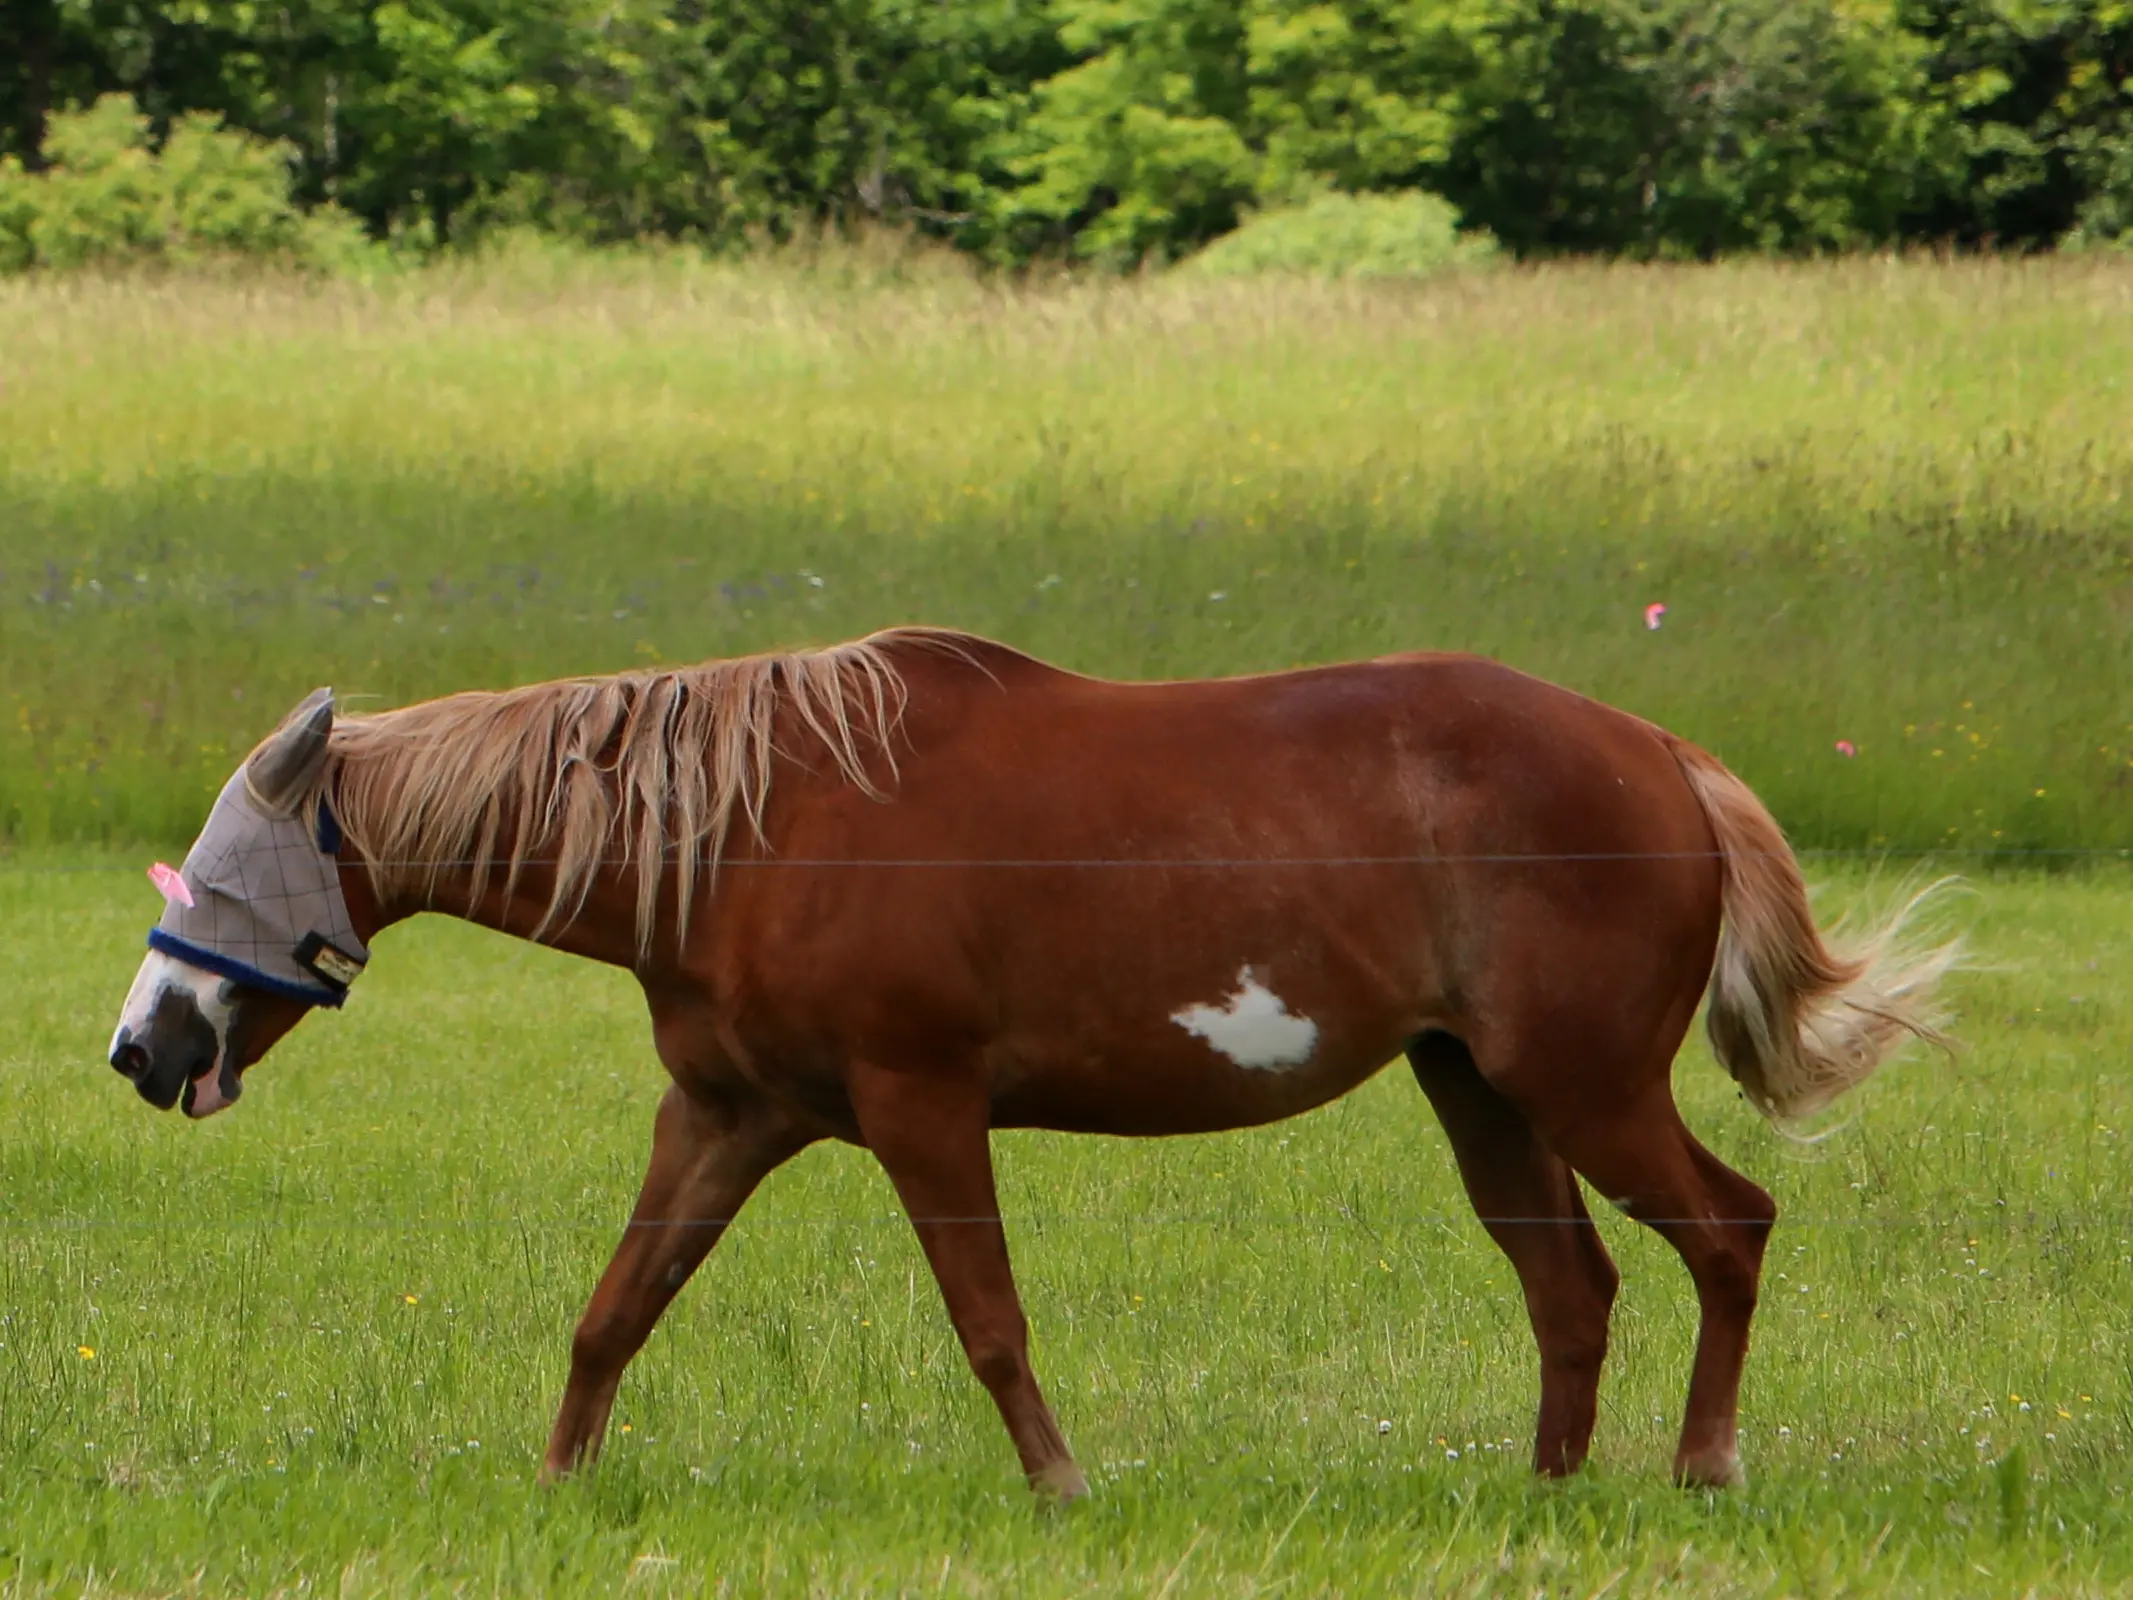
[{"left": 109, "top": 689, "right": 372, "bottom": 1118}]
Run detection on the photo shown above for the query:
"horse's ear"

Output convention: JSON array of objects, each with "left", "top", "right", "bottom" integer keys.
[{"left": 245, "top": 688, "right": 335, "bottom": 816}]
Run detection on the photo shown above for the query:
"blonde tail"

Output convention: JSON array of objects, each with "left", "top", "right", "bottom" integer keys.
[{"left": 1671, "top": 741, "right": 1960, "bottom": 1128}]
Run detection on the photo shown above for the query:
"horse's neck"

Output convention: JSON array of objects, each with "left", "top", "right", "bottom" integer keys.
[{"left": 353, "top": 849, "right": 648, "bottom": 971}]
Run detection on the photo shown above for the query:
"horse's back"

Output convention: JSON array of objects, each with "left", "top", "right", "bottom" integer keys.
[{"left": 885, "top": 643, "right": 1709, "bottom": 867}]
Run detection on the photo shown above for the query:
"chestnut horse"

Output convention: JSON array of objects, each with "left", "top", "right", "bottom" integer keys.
[{"left": 108, "top": 628, "right": 1953, "bottom": 1494}]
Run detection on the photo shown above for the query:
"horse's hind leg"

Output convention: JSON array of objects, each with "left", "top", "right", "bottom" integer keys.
[
  {"left": 1408, "top": 1033, "right": 1620, "bottom": 1476},
  {"left": 847, "top": 1058, "right": 1086, "bottom": 1499},
  {"left": 541, "top": 1083, "right": 813, "bottom": 1482},
  {"left": 1531, "top": 1087, "right": 1776, "bottom": 1489}
]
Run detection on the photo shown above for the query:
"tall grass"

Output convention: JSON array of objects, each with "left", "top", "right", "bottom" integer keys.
[{"left": 4, "top": 244, "right": 2130, "bottom": 849}]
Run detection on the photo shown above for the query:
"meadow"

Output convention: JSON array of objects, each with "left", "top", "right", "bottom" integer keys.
[
  {"left": 3, "top": 248, "right": 2133, "bottom": 1595},
  {"left": 1, "top": 244, "right": 2129, "bottom": 852}
]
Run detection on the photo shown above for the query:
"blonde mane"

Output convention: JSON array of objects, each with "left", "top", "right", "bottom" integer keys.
[{"left": 319, "top": 627, "right": 967, "bottom": 958}]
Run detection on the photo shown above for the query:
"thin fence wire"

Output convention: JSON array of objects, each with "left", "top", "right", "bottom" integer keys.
[
  {"left": 7, "top": 843, "right": 2118, "bottom": 1238},
  {"left": 4, "top": 847, "right": 2130, "bottom": 873},
  {"left": 0, "top": 1209, "right": 2117, "bottom": 1234}
]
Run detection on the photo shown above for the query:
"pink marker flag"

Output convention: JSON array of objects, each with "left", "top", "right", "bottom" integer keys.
[
  {"left": 148, "top": 862, "right": 194, "bottom": 908},
  {"left": 1643, "top": 602, "right": 1666, "bottom": 630}
]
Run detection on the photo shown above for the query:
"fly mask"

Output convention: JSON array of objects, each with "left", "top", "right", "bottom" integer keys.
[{"left": 148, "top": 689, "right": 369, "bottom": 1007}]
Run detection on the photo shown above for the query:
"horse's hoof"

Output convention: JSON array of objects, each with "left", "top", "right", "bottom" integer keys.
[
  {"left": 1532, "top": 1444, "right": 1590, "bottom": 1478},
  {"left": 1030, "top": 1460, "right": 1091, "bottom": 1502},
  {"left": 1674, "top": 1450, "right": 1746, "bottom": 1490}
]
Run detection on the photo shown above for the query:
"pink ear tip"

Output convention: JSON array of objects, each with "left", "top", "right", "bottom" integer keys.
[{"left": 148, "top": 862, "right": 195, "bottom": 908}]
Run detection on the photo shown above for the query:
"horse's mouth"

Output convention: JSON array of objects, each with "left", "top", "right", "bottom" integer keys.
[
  {"left": 132, "top": 1061, "right": 186, "bottom": 1112},
  {"left": 181, "top": 1058, "right": 242, "bottom": 1119}
]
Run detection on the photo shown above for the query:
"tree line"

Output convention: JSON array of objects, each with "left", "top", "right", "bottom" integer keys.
[{"left": 3, "top": 0, "right": 2129, "bottom": 265}]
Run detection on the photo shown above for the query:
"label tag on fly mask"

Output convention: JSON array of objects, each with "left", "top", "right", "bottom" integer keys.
[{"left": 294, "top": 931, "right": 366, "bottom": 993}]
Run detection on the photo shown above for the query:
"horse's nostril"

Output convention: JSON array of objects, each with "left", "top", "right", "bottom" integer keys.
[{"left": 111, "top": 1042, "right": 150, "bottom": 1080}]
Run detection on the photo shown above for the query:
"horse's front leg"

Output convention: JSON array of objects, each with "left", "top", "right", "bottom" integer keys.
[
  {"left": 847, "top": 1057, "right": 1088, "bottom": 1499},
  {"left": 540, "top": 1082, "right": 812, "bottom": 1482}
]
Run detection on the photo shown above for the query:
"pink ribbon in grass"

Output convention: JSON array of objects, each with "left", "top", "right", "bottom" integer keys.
[{"left": 148, "top": 863, "right": 194, "bottom": 908}]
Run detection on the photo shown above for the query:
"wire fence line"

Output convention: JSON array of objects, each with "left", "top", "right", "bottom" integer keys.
[
  {"left": 3, "top": 847, "right": 2129, "bottom": 874},
  {"left": 0, "top": 1208, "right": 2115, "bottom": 1234},
  {"left": 5, "top": 843, "right": 2114, "bottom": 1239}
]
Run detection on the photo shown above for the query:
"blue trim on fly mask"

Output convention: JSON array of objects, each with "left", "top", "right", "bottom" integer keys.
[{"left": 146, "top": 928, "right": 349, "bottom": 1008}]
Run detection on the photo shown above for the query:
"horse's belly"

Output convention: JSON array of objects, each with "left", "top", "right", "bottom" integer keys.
[
  {"left": 985, "top": 1000, "right": 1426, "bottom": 1136},
  {"left": 959, "top": 883, "right": 1443, "bottom": 1135}
]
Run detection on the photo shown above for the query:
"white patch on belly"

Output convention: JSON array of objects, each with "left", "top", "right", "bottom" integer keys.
[{"left": 1171, "top": 967, "right": 1318, "bottom": 1071}]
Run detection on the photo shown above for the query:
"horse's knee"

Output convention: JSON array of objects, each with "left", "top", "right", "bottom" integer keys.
[
  {"left": 973, "top": 1341, "right": 1029, "bottom": 1391},
  {"left": 1528, "top": 1263, "right": 1616, "bottom": 1384},
  {"left": 1557, "top": 1223, "right": 1621, "bottom": 1320},
  {"left": 964, "top": 1326, "right": 1031, "bottom": 1395},
  {"left": 570, "top": 1307, "right": 632, "bottom": 1376},
  {"left": 1541, "top": 1291, "right": 1612, "bottom": 1369},
  {"left": 1539, "top": 1324, "right": 1609, "bottom": 1385}
]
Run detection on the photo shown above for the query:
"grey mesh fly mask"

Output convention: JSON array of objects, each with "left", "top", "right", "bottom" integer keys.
[{"left": 149, "top": 702, "right": 368, "bottom": 1008}]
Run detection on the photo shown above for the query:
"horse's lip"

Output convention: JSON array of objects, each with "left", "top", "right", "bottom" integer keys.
[
  {"left": 136, "top": 1066, "right": 185, "bottom": 1112},
  {"left": 182, "top": 1056, "right": 243, "bottom": 1118},
  {"left": 180, "top": 1068, "right": 221, "bottom": 1118}
]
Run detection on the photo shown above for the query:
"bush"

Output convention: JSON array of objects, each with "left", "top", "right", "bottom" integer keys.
[
  {"left": 1179, "top": 189, "right": 1495, "bottom": 279},
  {"left": 2060, "top": 136, "right": 2133, "bottom": 253},
  {"left": 0, "top": 94, "right": 383, "bottom": 275}
]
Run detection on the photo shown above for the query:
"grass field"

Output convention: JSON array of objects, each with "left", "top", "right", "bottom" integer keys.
[
  {"left": 4, "top": 248, "right": 2133, "bottom": 1594},
  {"left": 1, "top": 861, "right": 2129, "bottom": 1596},
  {"left": 2, "top": 248, "right": 2130, "bottom": 852}
]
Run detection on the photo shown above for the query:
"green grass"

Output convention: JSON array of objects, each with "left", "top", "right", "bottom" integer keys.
[
  {"left": 2, "top": 250, "right": 2131, "bottom": 851},
  {"left": 3, "top": 861, "right": 2131, "bottom": 1596}
]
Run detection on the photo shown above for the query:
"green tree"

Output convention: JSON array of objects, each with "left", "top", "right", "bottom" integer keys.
[
  {"left": 994, "top": 0, "right": 1959, "bottom": 261},
  {"left": 569, "top": 0, "right": 1070, "bottom": 248},
  {"left": 2, "top": 0, "right": 2128, "bottom": 265},
  {"left": 1436, "top": 0, "right": 1959, "bottom": 257},
  {"left": 1901, "top": 0, "right": 2133, "bottom": 246}
]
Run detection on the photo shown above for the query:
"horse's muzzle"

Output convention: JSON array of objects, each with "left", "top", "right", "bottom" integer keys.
[{"left": 109, "top": 989, "right": 219, "bottom": 1112}]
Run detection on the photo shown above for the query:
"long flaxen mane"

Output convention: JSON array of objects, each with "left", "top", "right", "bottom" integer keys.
[{"left": 310, "top": 628, "right": 966, "bottom": 958}]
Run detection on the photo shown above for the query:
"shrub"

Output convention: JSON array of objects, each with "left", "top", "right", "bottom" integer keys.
[
  {"left": 1179, "top": 188, "right": 1495, "bottom": 279},
  {"left": 0, "top": 94, "right": 383, "bottom": 275},
  {"left": 2060, "top": 137, "right": 2133, "bottom": 253}
]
